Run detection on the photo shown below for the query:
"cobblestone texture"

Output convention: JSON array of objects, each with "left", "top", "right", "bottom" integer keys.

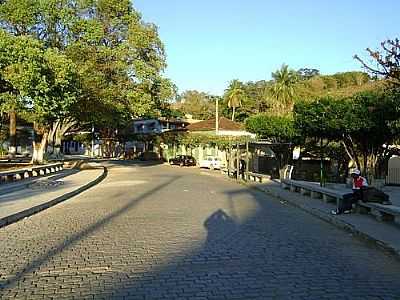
[{"left": 1, "top": 162, "right": 400, "bottom": 299}]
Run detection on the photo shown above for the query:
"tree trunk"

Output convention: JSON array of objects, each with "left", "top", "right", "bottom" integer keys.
[
  {"left": 231, "top": 107, "right": 236, "bottom": 121},
  {"left": 49, "top": 118, "right": 77, "bottom": 158},
  {"left": 54, "top": 129, "right": 63, "bottom": 156},
  {"left": 32, "top": 130, "right": 49, "bottom": 165},
  {"left": 47, "top": 121, "right": 60, "bottom": 155},
  {"left": 8, "top": 110, "right": 17, "bottom": 158}
]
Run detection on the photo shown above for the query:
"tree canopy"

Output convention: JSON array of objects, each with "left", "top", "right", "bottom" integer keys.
[
  {"left": 0, "top": 0, "right": 175, "bottom": 162},
  {"left": 294, "top": 89, "right": 400, "bottom": 177}
]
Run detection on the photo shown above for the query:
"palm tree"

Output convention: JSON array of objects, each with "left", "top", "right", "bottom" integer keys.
[
  {"left": 271, "top": 64, "right": 298, "bottom": 113},
  {"left": 226, "top": 80, "right": 245, "bottom": 121}
]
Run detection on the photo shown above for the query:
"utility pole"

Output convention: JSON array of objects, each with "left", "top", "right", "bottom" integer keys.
[
  {"left": 215, "top": 96, "right": 219, "bottom": 135},
  {"left": 91, "top": 124, "right": 95, "bottom": 158},
  {"left": 236, "top": 140, "right": 240, "bottom": 180},
  {"left": 245, "top": 138, "right": 249, "bottom": 181}
]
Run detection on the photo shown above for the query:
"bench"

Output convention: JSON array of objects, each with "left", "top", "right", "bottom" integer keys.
[
  {"left": 282, "top": 179, "right": 400, "bottom": 223},
  {"left": 357, "top": 202, "right": 400, "bottom": 222},
  {"left": 246, "top": 172, "right": 271, "bottom": 183},
  {"left": 281, "top": 179, "right": 351, "bottom": 204},
  {"left": 0, "top": 162, "right": 64, "bottom": 184},
  {"left": 0, "top": 169, "right": 30, "bottom": 182},
  {"left": 31, "top": 163, "right": 63, "bottom": 176}
]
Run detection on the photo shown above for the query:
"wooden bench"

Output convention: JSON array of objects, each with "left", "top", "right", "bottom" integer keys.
[
  {"left": 281, "top": 179, "right": 350, "bottom": 204},
  {"left": 357, "top": 202, "right": 400, "bottom": 222},
  {"left": 246, "top": 172, "right": 271, "bottom": 183},
  {"left": 0, "top": 162, "right": 64, "bottom": 184}
]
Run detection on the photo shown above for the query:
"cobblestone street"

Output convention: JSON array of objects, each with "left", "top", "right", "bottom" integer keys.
[{"left": 1, "top": 162, "right": 400, "bottom": 299}]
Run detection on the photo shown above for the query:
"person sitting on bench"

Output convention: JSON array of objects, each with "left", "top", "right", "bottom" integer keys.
[{"left": 332, "top": 169, "right": 368, "bottom": 215}]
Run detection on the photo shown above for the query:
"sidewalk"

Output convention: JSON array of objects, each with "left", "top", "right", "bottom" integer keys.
[
  {"left": 0, "top": 165, "right": 106, "bottom": 228},
  {"left": 248, "top": 179, "right": 400, "bottom": 257}
]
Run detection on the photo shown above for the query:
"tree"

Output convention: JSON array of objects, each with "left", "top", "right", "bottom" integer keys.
[
  {"left": 0, "top": 30, "right": 81, "bottom": 163},
  {"left": 0, "top": 0, "right": 173, "bottom": 160},
  {"left": 297, "top": 68, "right": 320, "bottom": 80},
  {"left": 225, "top": 79, "right": 245, "bottom": 121},
  {"left": 174, "top": 90, "right": 215, "bottom": 120},
  {"left": 294, "top": 90, "right": 400, "bottom": 178},
  {"left": 271, "top": 64, "right": 298, "bottom": 114},
  {"left": 245, "top": 113, "right": 297, "bottom": 176},
  {"left": 354, "top": 38, "right": 400, "bottom": 86}
]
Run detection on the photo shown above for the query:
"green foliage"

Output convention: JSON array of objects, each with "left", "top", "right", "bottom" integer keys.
[
  {"left": 174, "top": 90, "right": 216, "bottom": 120},
  {"left": 293, "top": 89, "right": 400, "bottom": 176},
  {"left": 161, "top": 131, "right": 251, "bottom": 150},
  {"left": 0, "top": 0, "right": 173, "bottom": 135},
  {"left": 0, "top": 30, "right": 80, "bottom": 125},
  {"left": 224, "top": 79, "right": 246, "bottom": 121},
  {"left": 294, "top": 96, "right": 347, "bottom": 140},
  {"left": 245, "top": 114, "right": 297, "bottom": 143},
  {"left": 270, "top": 64, "right": 298, "bottom": 113}
]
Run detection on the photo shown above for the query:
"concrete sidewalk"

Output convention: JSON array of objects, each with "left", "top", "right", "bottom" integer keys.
[
  {"left": 0, "top": 166, "right": 106, "bottom": 228},
  {"left": 248, "top": 179, "right": 400, "bottom": 257}
]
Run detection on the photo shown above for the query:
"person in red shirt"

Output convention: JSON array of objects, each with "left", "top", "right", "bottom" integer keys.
[
  {"left": 332, "top": 169, "right": 368, "bottom": 215},
  {"left": 352, "top": 170, "right": 368, "bottom": 188}
]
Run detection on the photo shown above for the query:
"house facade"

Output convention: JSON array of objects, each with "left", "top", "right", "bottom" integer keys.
[
  {"left": 132, "top": 118, "right": 189, "bottom": 135},
  {"left": 168, "top": 117, "right": 255, "bottom": 165}
]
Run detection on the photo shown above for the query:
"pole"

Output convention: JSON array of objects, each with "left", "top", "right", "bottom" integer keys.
[
  {"left": 91, "top": 124, "right": 95, "bottom": 158},
  {"left": 229, "top": 140, "right": 232, "bottom": 177},
  {"left": 236, "top": 140, "right": 240, "bottom": 180},
  {"left": 215, "top": 96, "right": 219, "bottom": 135},
  {"left": 245, "top": 138, "right": 249, "bottom": 181},
  {"left": 320, "top": 138, "right": 323, "bottom": 187}
]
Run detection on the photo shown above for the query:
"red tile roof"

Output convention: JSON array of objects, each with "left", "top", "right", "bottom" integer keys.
[{"left": 186, "top": 117, "right": 243, "bottom": 132}]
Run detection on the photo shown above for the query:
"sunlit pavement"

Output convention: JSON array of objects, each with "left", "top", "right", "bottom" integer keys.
[{"left": 1, "top": 161, "right": 399, "bottom": 299}]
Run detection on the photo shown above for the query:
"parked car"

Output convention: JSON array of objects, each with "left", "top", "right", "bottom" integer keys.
[
  {"left": 199, "top": 156, "right": 223, "bottom": 170},
  {"left": 169, "top": 155, "right": 196, "bottom": 167}
]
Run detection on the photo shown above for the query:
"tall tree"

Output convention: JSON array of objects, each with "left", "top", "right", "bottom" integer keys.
[
  {"left": 225, "top": 79, "right": 245, "bottom": 121},
  {"left": 270, "top": 64, "right": 298, "bottom": 114},
  {"left": 0, "top": 0, "right": 173, "bottom": 160}
]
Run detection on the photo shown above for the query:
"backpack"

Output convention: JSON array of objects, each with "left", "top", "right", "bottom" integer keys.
[{"left": 362, "top": 187, "right": 391, "bottom": 204}]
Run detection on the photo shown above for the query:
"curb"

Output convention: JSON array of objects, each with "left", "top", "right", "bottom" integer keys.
[
  {"left": 244, "top": 182, "right": 400, "bottom": 259},
  {"left": 0, "top": 166, "right": 108, "bottom": 229}
]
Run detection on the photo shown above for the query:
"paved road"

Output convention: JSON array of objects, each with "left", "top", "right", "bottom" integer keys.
[{"left": 0, "top": 162, "right": 399, "bottom": 299}]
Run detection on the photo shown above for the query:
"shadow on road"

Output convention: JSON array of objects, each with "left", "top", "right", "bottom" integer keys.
[{"left": 90, "top": 186, "right": 400, "bottom": 299}]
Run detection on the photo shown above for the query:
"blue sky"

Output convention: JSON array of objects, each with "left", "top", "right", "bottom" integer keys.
[{"left": 134, "top": 0, "right": 399, "bottom": 95}]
